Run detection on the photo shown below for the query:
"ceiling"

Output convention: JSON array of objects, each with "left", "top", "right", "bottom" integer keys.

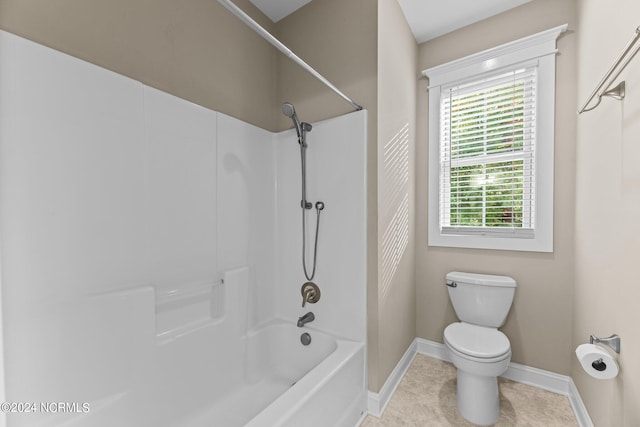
[
  {"left": 397, "top": 0, "right": 532, "bottom": 43},
  {"left": 249, "top": 0, "right": 532, "bottom": 42},
  {"left": 249, "top": 0, "right": 311, "bottom": 23}
]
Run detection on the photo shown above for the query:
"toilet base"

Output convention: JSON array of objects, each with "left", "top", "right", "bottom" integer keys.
[{"left": 455, "top": 369, "right": 500, "bottom": 426}]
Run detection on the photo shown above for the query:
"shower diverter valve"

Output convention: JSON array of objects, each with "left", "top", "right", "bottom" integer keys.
[{"left": 301, "top": 282, "right": 320, "bottom": 307}]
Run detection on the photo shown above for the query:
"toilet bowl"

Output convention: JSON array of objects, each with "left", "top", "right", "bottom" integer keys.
[
  {"left": 444, "top": 272, "right": 516, "bottom": 426},
  {"left": 444, "top": 322, "right": 511, "bottom": 426}
]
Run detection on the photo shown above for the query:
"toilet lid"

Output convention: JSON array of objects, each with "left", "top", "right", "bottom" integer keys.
[{"left": 444, "top": 323, "right": 510, "bottom": 359}]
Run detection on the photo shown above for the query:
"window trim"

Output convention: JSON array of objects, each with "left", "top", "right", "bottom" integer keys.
[{"left": 423, "top": 24, "right": 567, "bottom": 253}]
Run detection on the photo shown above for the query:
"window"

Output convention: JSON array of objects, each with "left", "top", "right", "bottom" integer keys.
[
  {"left": 441, "top": 67, "right": 536, "bottom": 237},
  {"left": 424, "top": 25, "right": 567, "bottom": 252}
]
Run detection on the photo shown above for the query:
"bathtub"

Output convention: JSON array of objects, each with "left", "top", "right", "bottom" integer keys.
[
  {"left": 6, "top": 271, "right": 366, "bottom": 427},
  {"left": 245, "top": 321, "right": 366, "bottom": 427},
  {"left": 6, "top": 288, "right": 366, "bottom": 427},
  {"left": 177, "top": 320, "right": 367, "bottom": 427}
]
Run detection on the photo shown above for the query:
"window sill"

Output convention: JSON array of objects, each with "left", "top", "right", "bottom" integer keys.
[{"left": 428, "top": 230, "right": 552, "bottom": 253}]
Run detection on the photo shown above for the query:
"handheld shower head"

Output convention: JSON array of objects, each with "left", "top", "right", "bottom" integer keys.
[
  {"left": 281, "top": 102, "right": 312, "bottom": 143},
  {"left": 281, "top": 102, "right": 296, "bottom": 118},
  {"left": 282, "top": 102, "right": 302, "bottom": 138}
]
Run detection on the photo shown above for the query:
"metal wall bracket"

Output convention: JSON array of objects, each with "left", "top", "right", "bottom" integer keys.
[
  {"left": 590, "top": 333, "right": 621, "bottom": 354},
  {"left": 602, "top": 81, "right": 626, "bottom": 100}
]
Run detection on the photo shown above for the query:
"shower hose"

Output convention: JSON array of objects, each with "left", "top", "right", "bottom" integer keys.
[{"left": 301, "top": 201, "right": 323, "bottom": 281}]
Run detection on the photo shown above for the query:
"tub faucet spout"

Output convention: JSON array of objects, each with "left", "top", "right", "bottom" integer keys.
[{"left": 297, "top": 312, "right": 315, "bottom": 327}]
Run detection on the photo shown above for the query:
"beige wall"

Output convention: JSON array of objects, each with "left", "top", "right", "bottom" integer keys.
[
  {"left": 0, "top": 0, "right": 279, "bottom": 131},
  {"left": 374, "top": 0, "right": 417, "bottom": 392},
  {"left": 416, "top": 0, "right": 578, "bottom": 375},
  {"left": 274, "top": 0, "right": 377, "bottom": 131},
  {"left": 574, "top": 1, "right": 640, "bottom": 425}
]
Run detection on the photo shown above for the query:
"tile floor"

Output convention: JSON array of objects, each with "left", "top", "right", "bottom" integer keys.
[{"left": 361, "top": 354, "right": 578, "bottom": 426}]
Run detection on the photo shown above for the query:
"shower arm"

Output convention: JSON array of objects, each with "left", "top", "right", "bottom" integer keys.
[{"left": 218, "top": 0, "right": 363, "bottom": 112}]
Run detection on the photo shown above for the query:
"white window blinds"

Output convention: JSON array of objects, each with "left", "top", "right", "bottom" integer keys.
[{"left": 439, "top": 66, "right": 537, "bottom": 237}]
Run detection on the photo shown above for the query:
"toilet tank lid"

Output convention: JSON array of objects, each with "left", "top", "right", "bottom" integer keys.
[{"left": 446, "top": 272, "right": 516, "bottom": 288}]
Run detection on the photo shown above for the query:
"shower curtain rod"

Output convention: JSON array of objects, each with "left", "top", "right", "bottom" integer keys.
[
  {"left": 218, "top": 0, "right": 363, "bottom": 112},
  {"left": 578, "top": 25, "right": 640, "bottom": 114}
]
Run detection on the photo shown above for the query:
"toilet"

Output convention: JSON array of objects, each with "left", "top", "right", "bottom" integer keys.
[{"left": 443, "top": 271, "right": 516, "bottom": 426}]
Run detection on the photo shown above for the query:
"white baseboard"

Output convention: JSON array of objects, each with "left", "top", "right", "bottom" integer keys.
[
  {"left": 502, "top": 360, "right": 571, "bottom": 395},
  {"left": 367, "top": 337, "right": 593, "bottom": 427},
  {"left": 416, "top": 337, "right": 451, "bottom": 362},
  {"left": 567, "top": 378, "right": 594, "bottom": 427},
  {"left": 367, "top": 339, "right": 417, "bottom": 417}
]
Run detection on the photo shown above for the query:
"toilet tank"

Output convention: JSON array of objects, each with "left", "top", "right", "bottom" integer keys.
[{"left": 446, "top": 272, "right": 516, "bottom": 328}]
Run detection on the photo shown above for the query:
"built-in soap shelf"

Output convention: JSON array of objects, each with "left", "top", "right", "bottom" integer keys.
[{"left": 155, "top": 277, "right": 224, "bottom": 343}]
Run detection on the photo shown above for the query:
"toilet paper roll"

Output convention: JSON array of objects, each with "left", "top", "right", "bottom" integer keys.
[{"left": 575, "top": 344, "right": 619, "bottom": 380}]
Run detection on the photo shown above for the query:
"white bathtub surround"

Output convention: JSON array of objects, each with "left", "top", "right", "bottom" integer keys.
[
  {"left": 275, "top": 112, "right": 368, "bottom": 343},
  {"left": 0, "top": 30, "right": 367, "bottom": 427},
  {"left": 367, "top": 338, "right": 593, "bottom": 427}
]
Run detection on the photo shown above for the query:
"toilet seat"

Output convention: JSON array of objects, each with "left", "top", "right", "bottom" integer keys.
[{"left": 444, "top": 322, "right": 510, "bottom": 360}]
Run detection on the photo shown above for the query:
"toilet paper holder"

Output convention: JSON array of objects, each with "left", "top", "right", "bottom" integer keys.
[{"left": 590, "top": 334, "right": 620, "bottom": 354}]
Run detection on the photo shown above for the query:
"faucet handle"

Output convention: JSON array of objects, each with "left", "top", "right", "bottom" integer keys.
[
  {"left": 302, "top": 288, "right": 315, "bottom": 307},
  {"left": 301, "top": 282, "right": 321, "bottom": 307}
]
